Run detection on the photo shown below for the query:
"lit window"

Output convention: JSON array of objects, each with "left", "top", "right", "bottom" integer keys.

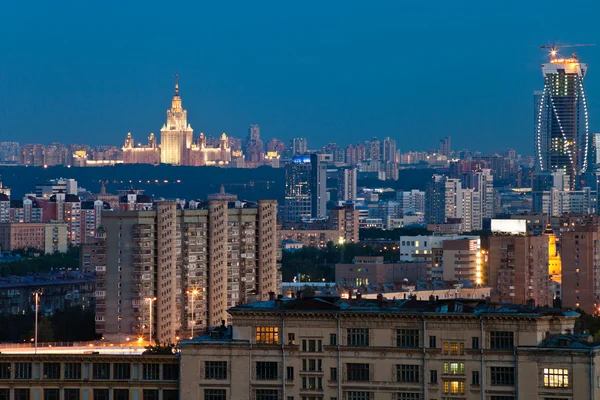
[
  {"left": 443, "top": 380, "right": 465, "bottom": 394},
  {"left": 543, "top": 368, "right": 569, "bottom": 388},
  {"left": 255, "top": 327, "right": 279, "bottom": 344}
]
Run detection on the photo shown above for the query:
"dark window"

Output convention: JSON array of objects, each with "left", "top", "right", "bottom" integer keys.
[
  {"left": 0, "top": 389, "right": 9, "bottom": 400},
  {"left": 256, "top": 362, "right": 278, "bottom": 380},
  {"left": 397, "top": 365, "right": 420, "bottom": 383},
  {"left": 429, "top": 335, "right": 436, "bottom": 348},
  {"left": 347, "top": 392, "right": 370, "bottom": 400},
  {"left": 143, "top": 363, "right": 160, "bottom": 380},
  {"left": 113, "top": 363, "right": 131, "bottom": 380},
  {"left": 490, "top": 397, "right": 515, "bottom": 400},
  {"left": 472, "top": 371, "right": 480, "bottom": 385},
  {"left": 163, "top": 390, "right": 178, "bottom": 400},
  {"left": 490, "top": 332, "right": 514, "bottom": 349},
  {"left": 0, "top": 363, "right": 10, "bottom": 379},
  {"left": 286, "top": 366, "right": 294, "bottom": 381},
  {"left": 43, "top": 363, "right": 60, "bottom": 379},
  {"left": 93, "top": 389, "right": 109, "bottom": 400},
  {"left": 15, "top": 363, "right": 32, "bottom": 379},
  {"left": 256, "top": 389, "right": 279, "bottom": 400},
  {"left": 205, "top": 361, "right": 227, "bottom": 380},
  {"left": 14, "top": 389, "right": 30, "bottom": 400},
  {"left": 430, "top": 370, "right": 437, "bottom": 383},
  {"left": 347, "top": 363, "right": 370, "bottom": 381},
  {"left": 162, "top": 364, "right": 179, "bottom": 380},
  {"left": 113, "top": 389, "right": 129, "bottom": 400},
  {"left": 64, "top": 363, "right": 81, "bottom": 380},
  {"left": 143, "top": 390, "right": 159, "bottom": 400},
  {"left": 397, "top": 394, "right": 421, "bottom": 400},
  {"left": 63, "top": 389, "right": 80, "bottom": 400},
  {"left": 472, "top": 337, "right": 480, "bottom": 349},
  {"left": 204, "top": 389, "right": 226, "bottom": 400},
  {"left": 330, "top": 367, "right": 338, "bottom": 381},
  {"left": 330, "top": 333, "right": 337, "bottom": 346},
  {"left": 490, "top": 367, "right": 515, "bottom": 386},
  {"left": 396, "top": 329, "right": 419, "bottom": 348},
  {"left": 93, "top": 363, "right": 110, "bottom": 380},
  {"left": 347, "top": 328, "right": 369, "bottom": 346},
  {"left": 43, "top": 389, "right": 60, "bottom": 400}
]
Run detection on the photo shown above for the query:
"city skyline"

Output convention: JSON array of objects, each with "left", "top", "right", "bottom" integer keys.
[{"left": 1, "top": 2, "right": 600, "bottom": 154}]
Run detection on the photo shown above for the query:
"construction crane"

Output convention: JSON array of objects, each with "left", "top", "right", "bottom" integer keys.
[{"left": 540, "top": 43, "right": 595, "bottom": 61}]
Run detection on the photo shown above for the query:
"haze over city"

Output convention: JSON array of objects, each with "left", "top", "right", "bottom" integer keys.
[{"left": 2, "top": 0, "right": 600, "bottom": 153}]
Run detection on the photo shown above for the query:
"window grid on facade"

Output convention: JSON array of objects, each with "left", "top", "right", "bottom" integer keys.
[
  {"left": 256, "top": 326, "right": 279, "bottom": 344},
  {"left": 490, "top": 331, "right": 514, "bottom": 349},
  {"left": 472, "top": 336, "right": 480, "bottom": 349},
  {"left": 396, "top": 329, "right": 419, "bottom": 348},
  {"left": 64, "top": 363, "right": 81, "bottom": 380},
  {"left": 543, "top": 368, "right": 569, "bottom": 388},
  {"left": 255, "top": 389, "right": 279, "bottom": 400},
  {"left": 0, "top": 389, "right": 9, "bottom": 400},
  {"left": 43, "top": 389, "right": 59, "bottom": 400},
  {"left": 43, "top": 363, "right": 61, "bottom": 379},
  {"left": 93, "top": 389, "right": 109, "bottom": 400},
  {"left": 329, "top": 333, "right": 337, "bottom": 346},
  {"left": 330, "top": 367, "right": 338, "bottom": 381},
  {"left": 442, "top": 341, "right": 464, "bottom": 355},
  {"left": 490, "top": 367, "right": 515, "bottom": 386},
  {"left": 205, "top": 361, "right": 227, "bottom": 380},
  {"left": 472, "top": 370, "right": 480, "bottom": 385},
  {"left": 346, "top": 392, "right": 370, "bottom": 400},
  {"left": 347, "top": 363, "right": 370, "bottom": 381},
  {"left": 429, "top": 370, "right": 437, "bottom": 384},
  {"left": 0, "top": 363, "right": 10, "bottom": 379},
  {"left": 113, "top": 389, "right": 129, "bottom": 400},
  {"left": 443, "top": 380, "right": 465, "bottom": 394},
  {"left": 93, "top": 363, "right": 110, "bottom": 380},
  {"left": 204, "top": 389, "right": 226, "bottom": 400},
  {"left": 162, "top": 364, "right": 179, "bottom": 380},
  {"left": 142, "top": 389, "right": 159, "bottom": 400},
  {"left": 256, "top": 361, "right": 278, "bottom": 380},
  {"left": 14, "top": 389, "right": 30, "bottom": 400},
  {"left": 113, "top": 363, "right": 131, "bottom": 380},
  {"left": 286, "top": 366, "right": 294, "bottom": 381},
  {"left": 347, "top": 328, "right": 369, "bottom": 346},
  {"left": 14, "top": 363, "right": 32, "bottom": 379},
  {"left": 429, "top": 335, "right": 436, "bottom": 348},
  {"left": 397, "top": 394, "right": 421, "bottom": 400},
  {"left": 443, "top": 362, "right": 465, "bottom": 375},
  {"left": 396, "top": 365, "right": 419, "bottom": 383},
  {"left": 63, "top": 389, "right": 80, "bottom": 400},
  {"left": 142, "top": 363, "right": 160, "bottom": 380}
]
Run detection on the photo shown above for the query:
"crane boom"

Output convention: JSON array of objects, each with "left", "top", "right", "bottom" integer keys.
[{"left": 540, "top": 43, "right": 595, "bottom": 61}]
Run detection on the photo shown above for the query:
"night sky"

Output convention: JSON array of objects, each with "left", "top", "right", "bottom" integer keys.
[{"left": 1, "top": 0, "right": 599, "bottom": 154}]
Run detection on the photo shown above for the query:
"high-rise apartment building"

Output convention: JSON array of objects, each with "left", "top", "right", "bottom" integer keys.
[
  {"left": 442, "top": 238, "right": 482, "bottom": 284},
  {"left": 535, "top": 53, "right": 590, "bottom": 189},
  {"left": 439, "top": 136, "right": 451, "bottom": 157},
  {"left": 0, "top": 142, "right": 19, "bottom": 164},
  {"left": 290, "top": 138, "right": 308, "bottom": 156},
  {"left": 397, "top": 189, "right": 426, "bottom": 215},
  {"left": 337, "top": 166, "right": 357, "bottom": 202},
  {"left": 160, "top": 75, "right": 193, "bottom": 165},
  {"left": 488, "top": 234, "right": 550, "bottom": 307},
  {"left": 245, "top": 124, "right": 264, "bottom": 162},
  {"left": 461, "top": 169, "right": 495, "bottom": 219},
  {"left": 532, "top": 187, "right": 597, "bottom": 216},
  {"left": 426, "top": 175, "right": 482, "bottom": 232},
  {"left": 381, "top": 137, "right": 397, "bottom": 162},
  {"left": 95, "top": 200, "right": 279, "bottom": 343},
  {"left": 284, "top": 155, "right": 327, "bottom": 221}
]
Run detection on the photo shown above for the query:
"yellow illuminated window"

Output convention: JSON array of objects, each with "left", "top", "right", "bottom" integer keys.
[
  {"left": 255, "top": 327, "right": 279, "bottom": 344},
  {"left": 443, "top": 362, "right": 465, "bottom": 375},
  {"left": 443, "top": 380, "right": 465, "bottom": 394},
  {"left": 543, "top": 368, "right": 569, "bottom": 388}
]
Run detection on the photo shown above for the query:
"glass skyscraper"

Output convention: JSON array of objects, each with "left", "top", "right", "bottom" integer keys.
[{"left": 535, "top": 56, "right": 590, "bottom": 189}]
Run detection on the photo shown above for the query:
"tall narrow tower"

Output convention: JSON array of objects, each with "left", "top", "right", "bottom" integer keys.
[
  {"left": 160, "top": 74, "right": 194, "bottom": 165},
  {"left": 535, "top": 49, "right": 590, "bottom": 190}
]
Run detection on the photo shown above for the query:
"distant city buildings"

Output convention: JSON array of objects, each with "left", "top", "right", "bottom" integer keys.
[{"left": 284, "top": 154, "right": 327, "bottom": 221}]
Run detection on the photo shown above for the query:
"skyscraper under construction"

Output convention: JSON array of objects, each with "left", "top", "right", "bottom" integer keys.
[{"left": 535, "top": 47, "right": 591, "bottom": 189}]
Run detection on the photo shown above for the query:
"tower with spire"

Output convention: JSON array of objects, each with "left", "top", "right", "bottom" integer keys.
[{"left": 160, "top": 74, "right": 194, "bottom": 165}]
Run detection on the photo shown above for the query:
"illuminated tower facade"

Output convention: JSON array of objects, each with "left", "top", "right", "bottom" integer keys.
[
  {"left": 160, "top": 74, "right": 193, "bottom": 165},
  {"left": 535, "top": 54, "right": 590, "bottom": 190}
]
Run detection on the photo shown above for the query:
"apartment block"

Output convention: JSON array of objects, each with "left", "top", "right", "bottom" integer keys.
[
  {"left": 488, "top": 234, "right": 550, "bottom": 307},
  {"left": 0, "top": 222, "right": 68, "bottom": 253},
  {"left": 179, "top": 296, "right": 596, "bottom": 400},
  {"left": 95, "top": 200, "right": 279, "bottom": 343}
]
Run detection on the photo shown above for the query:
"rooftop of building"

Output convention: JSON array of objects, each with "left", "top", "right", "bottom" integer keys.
[{"left": 227, "top": 296, "right": 579, "bottom": 318}]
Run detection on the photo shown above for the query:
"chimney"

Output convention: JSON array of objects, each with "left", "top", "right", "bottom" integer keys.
[
  {"left": 411, "top": 295, "right": 417, "bottom": 301},
  {"left": 435, "top": 295, "right": 439, "bottom": 301},
  {"left": 356, "top": 292, "right": 362, "bottom": 300},
  {"left": 526, "top": 298, "right": 535, "bottom": 309},
  {"left": 377, "top": 293, "right": 384, "bottom": 304},
  {"left": 268, "top": 291, "right": 275, "bottom": 301},
  {"left": 428, "top": 294, "right": 435, "bottom": 302},
  {"left": 221, "top": 320, "right": 226, "bottom": 327}
]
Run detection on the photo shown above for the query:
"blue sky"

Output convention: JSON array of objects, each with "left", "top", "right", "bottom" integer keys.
[{"left": 0, "top": 0, "right": 599, "bottom": 154}]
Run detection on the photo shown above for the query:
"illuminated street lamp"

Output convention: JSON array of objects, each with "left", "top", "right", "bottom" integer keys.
[
  {"left": 187, "top": 289, "right": 200, "bottom": 338},
  {"left": 144, "top": 297, "right": 157, "bottom": 343}
]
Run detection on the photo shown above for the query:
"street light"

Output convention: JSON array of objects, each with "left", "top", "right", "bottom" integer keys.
[
  {"left": 144, "top": 297, "right": 157, "bottom": 344},
  {"left": 187, "top": 289, "right": 200, "bottom": 338},
  {"left": 32, "top": 290, "right": 42, "bottom": 354}
]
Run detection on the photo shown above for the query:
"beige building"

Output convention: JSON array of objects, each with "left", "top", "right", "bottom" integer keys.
[
  {"left": 442, "top": 238, "right": 482, "bottom": 284},
  {"left": 179, "top": 296, "right": 600, "bottom": 400},
  {"left": 95, "top": 200, "right": 279, "bottom": 343},
  {"left": 0, "top": 352, "right": 179, "bottom": 400},
  {"left": 488, "top": 234, "right": 551, "bottom": 307},
  {"left": 0, "top": 221, "right": 68, "bottom": 253},
  {"left": 160, "top": 74, "right": 193, "bottom": 165},
  {"left": 122, "top": 132, "right": 161, "bottom": 165}
]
